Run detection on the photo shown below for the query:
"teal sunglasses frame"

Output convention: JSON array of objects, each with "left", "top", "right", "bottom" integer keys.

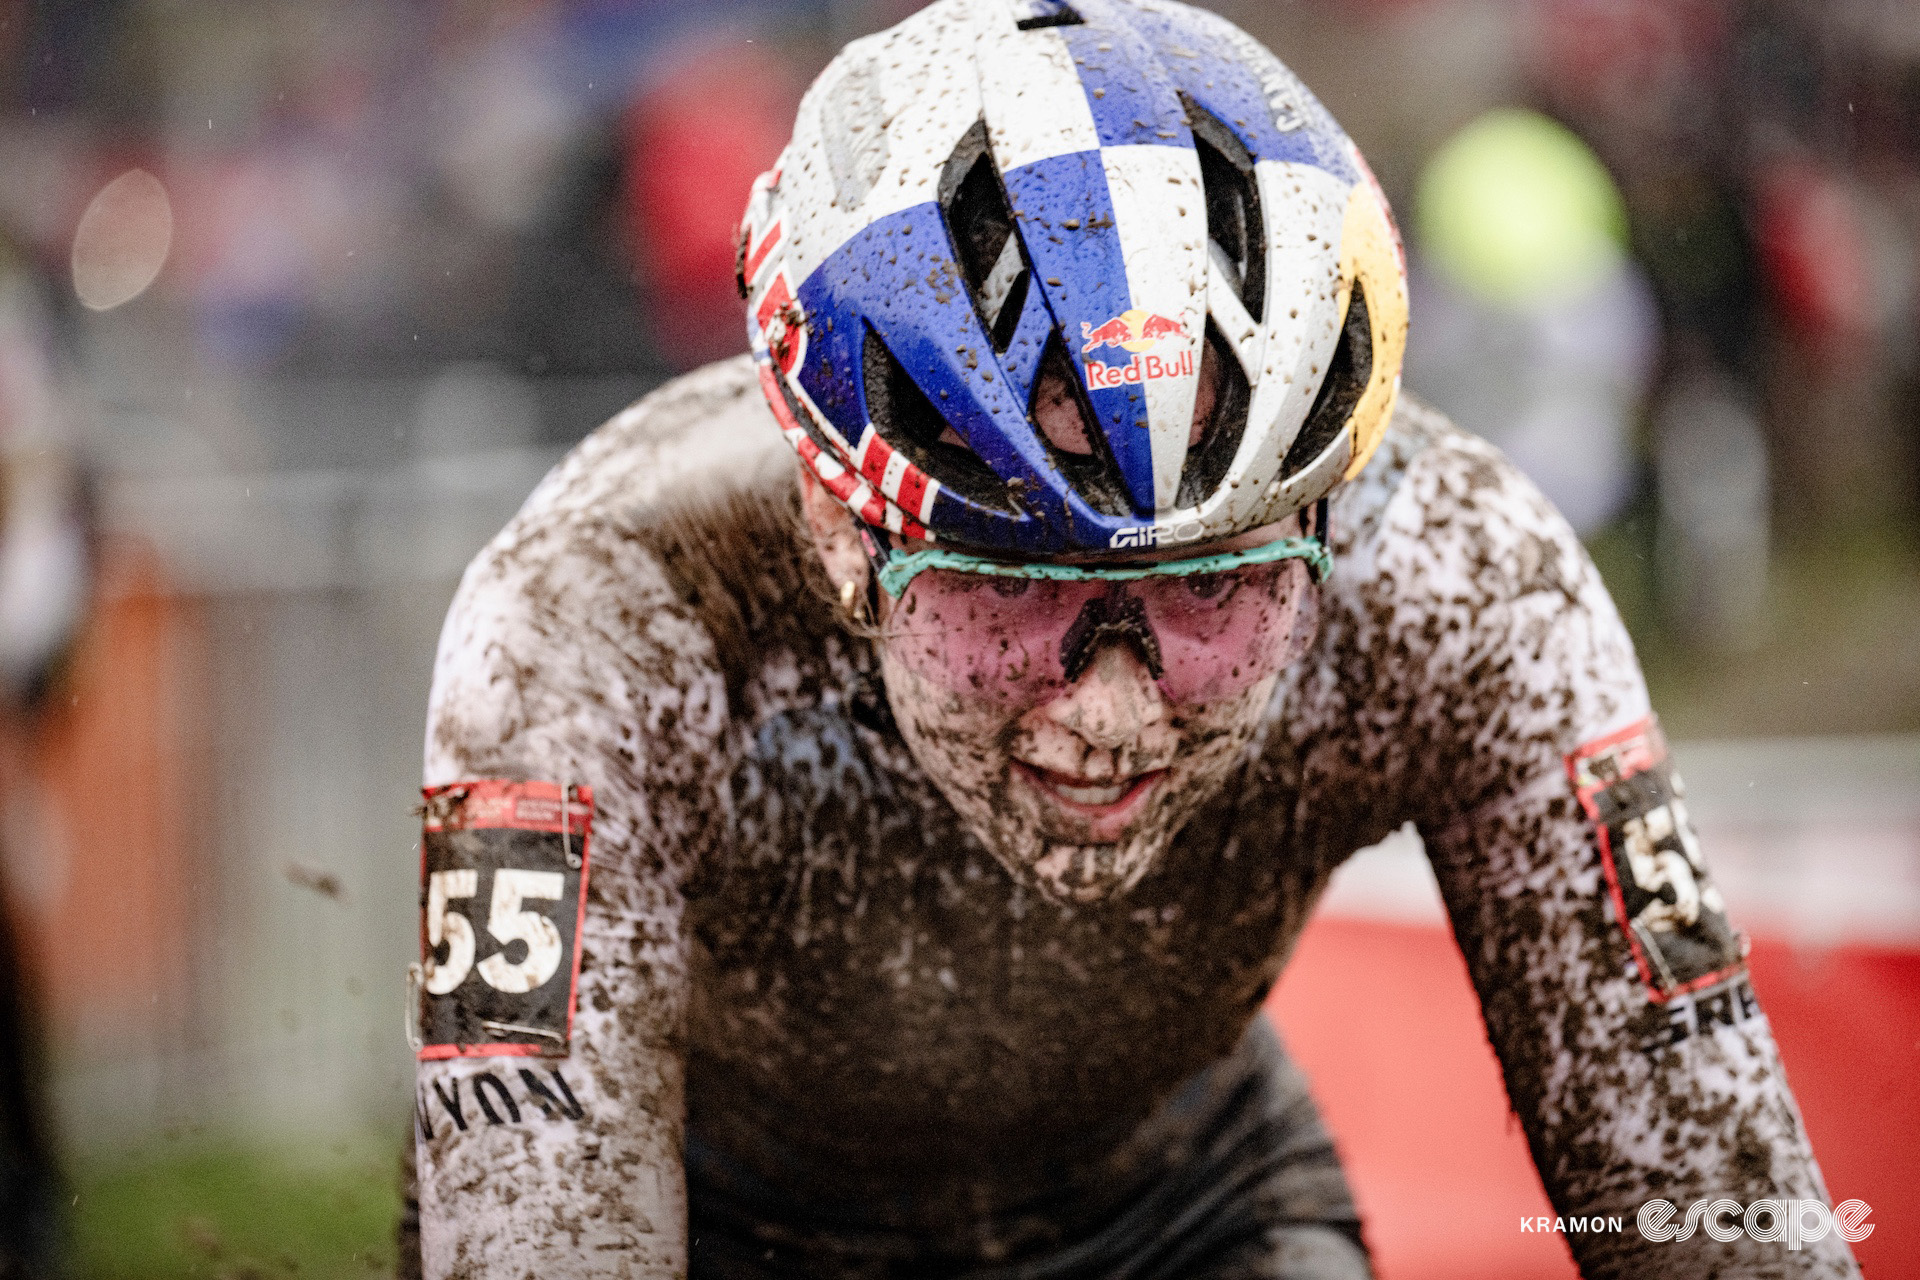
[{"left": 874, "top": 535, "right": 1333, "bottom": 600}]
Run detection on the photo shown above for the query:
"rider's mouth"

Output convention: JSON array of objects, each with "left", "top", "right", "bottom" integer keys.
[
  {"left": 1014, "top": 763, "right": 1166, "bottom": 826},
  {"left": 1052, "top": 777, "right": 1132, "bottom": 806}
]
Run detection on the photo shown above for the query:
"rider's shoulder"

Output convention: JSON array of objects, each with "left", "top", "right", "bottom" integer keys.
[
  {"left": 1332, "top": 391, "right": 1603, "bottom": 612},
  {"left": 425, "top": 362, "right": 774, "bottom": 820},
  {"left": 465, "top": 356, "right": 786, "bottom": 585},
  {"left": 1329, "top": 392, "right": 1485, "bottom": 546},
  {"left": 520, "top": 354, "right": 783, "bottom": 529},
  {"left": 440, "top": 356, "right": 787, "bottom": 653}
]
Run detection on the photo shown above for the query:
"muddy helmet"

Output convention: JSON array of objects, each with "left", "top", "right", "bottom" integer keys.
[{"left": 740, "top": 0, "right": 1407, "bottom": 555}]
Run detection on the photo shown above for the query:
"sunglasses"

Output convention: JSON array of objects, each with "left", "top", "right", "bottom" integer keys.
[{"left": 864, "top": 525, "right": 1331, "bottom": 707}]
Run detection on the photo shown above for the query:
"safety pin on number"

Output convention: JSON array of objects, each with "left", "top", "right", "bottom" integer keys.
[
  {"left": 404, "top": 962, "right": 425, "bottom": 1051},
  {"left": 561, "top": 780, "right": 581, "bottom": 869},
  {"left": 481, "top": 1020, "right": 568, "bottom": 1046}
]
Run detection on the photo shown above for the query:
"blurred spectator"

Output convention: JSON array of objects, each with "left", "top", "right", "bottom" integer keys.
[
  {"left": 0, "top": 227, "right": 90, "bottom": 1280},
  {"left": 0, "top": 232, "right": 91, "bottom": 731},
  {"left": 619, "top": 38, "right": 799, "bottom": 370},
  {"left": 1528, "top": 0, "right": 1769, "bottom": 377},
  {"left": 1654, "top": 358, "right": 1770, "bottom": 651},
  {"left": 1405, "top": 107, "right": 1658, "bottom": 534},
  {"left": 1531, "top": 0, "right": 1920, "bottom": 542},
  {"left": 1751, "top": 154, "right": 1918, "bottom": 530}
]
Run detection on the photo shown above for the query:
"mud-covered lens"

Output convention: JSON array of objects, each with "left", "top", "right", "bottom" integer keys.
[{"left": 885, "top": 557, "right": 1316, "bottom": 706}]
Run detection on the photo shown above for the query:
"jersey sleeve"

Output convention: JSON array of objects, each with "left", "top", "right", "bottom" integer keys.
[
  {"left": 414, "top": 493, "right": 729, "bottom": 1278},
  {"left": 1363, "top": 424, "right": 1859, "bottom": 1276}
]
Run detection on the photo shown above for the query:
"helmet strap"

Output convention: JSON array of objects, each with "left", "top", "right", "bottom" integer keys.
[
  {"left": 1308, "top": 497, "right": 1331, "bottom": 551},
  {"left": 855, "top": 525, "right": 890, "bottom": 623}
]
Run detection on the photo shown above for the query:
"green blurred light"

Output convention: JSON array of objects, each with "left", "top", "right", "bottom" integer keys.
[{"left": 1417, "top": 108, "right": 1629, "bottom": 306}]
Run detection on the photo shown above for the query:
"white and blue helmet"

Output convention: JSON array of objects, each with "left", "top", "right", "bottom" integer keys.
[{"left": 740, "top": 0, "right": 1408, "bottom": 556}]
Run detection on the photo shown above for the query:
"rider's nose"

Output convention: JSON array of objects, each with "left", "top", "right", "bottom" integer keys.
[{"left": 1041, "top": 641, "right": 1165, "bottom": 753}]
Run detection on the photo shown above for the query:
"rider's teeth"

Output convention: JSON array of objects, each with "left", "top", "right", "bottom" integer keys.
[{"left": 1054, "top": 780, "right": 1129, "bottom": 805}]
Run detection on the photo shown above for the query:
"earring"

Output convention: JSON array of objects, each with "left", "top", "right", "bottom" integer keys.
[{"left": 838, "top": 579, "right": 873, "bottom": 626}]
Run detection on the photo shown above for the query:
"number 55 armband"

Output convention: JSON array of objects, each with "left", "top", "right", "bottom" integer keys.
[{"left": 412, "top": 780, "right": 592, "bottom": 1059}]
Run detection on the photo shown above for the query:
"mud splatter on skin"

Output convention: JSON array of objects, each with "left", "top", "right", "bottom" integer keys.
[
  {"left": 416, "top": 355, "right": 1857, "bottom": 1278},
  {"left": 868, "top": 519, "right": 1316, "bottom": 905},
  {"left": 880, "top": 635, "right": 1285, "bottom": 903}
]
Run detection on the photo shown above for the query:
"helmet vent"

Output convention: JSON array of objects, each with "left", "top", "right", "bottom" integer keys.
[
  {"left": 1282, "top": 283, "right": 1374, "bottom": 478},
  {"left": 863, "top": 327, "right": 1015, "bottom": 511},
  {"left": 1031, "top": 333, "right": 1131, "bottom": 516},
  {"left": 1184, "top": 96, "right": 1266, "bottom": 320},
  {"left": 1177, "top": 320, "right": 1253, "bottom": 507},
  {"left": 939, "top": 122, "right": 1029, "bottom": 354},
  {"left": 819, "top": 59, "right": 889, "bottom": 210},
  {"left": 1012, "top": 1, "right": 1083, "bottom": 29}
]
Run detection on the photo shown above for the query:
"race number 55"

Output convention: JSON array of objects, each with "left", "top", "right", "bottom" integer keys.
[{"left": 423, "top": 869, "right": 564, "bottom": 995}]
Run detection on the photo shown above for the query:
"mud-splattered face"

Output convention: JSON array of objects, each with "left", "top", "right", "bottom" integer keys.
[
  {"left": 800, "top": 467, "right": 1316, "bottom": 900},
  {"left": 878, "top": 635, "right": 1288, "bottom": 902}
]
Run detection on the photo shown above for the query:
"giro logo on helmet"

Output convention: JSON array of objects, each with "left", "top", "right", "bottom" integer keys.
[{"left": 1110, "top": 519, "right": 1206, "bottom": 550}]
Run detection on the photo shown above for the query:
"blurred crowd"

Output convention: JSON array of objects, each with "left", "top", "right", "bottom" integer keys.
[
  {"left": 1, "top": 0, "right": 841, "bottom": 417},
  {"left": 0, "top": 0, "right": 1912, "bottom": 631},
  {"left": 1280, "top": 0, "right": 1920, "bottom": 656}
]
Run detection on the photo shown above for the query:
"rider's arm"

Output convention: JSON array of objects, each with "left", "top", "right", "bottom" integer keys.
[
  {"left": 414, "top": 511, "right": 724, "bottom": 1279},
  {"left": 1370, "top": 427, "right": 1858, "bottom": 1277}
]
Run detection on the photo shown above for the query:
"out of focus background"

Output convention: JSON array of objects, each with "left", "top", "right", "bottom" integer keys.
[{"left": 0, "top": 0, "right": 1913, "bottom": 1277}]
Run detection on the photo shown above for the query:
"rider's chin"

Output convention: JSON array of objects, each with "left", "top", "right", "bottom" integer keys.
[{"left": 1029, "top": 837, "right": 1161, "bottom": 903}]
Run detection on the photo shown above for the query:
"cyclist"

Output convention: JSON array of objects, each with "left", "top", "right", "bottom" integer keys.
[{"left": 408, "top": 2, "right": 1859, "bottom": 1276}]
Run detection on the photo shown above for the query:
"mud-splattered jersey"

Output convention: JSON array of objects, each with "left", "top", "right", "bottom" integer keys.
[{"left": 414, "top": 355, "right": 1857, "bottom": 1279}]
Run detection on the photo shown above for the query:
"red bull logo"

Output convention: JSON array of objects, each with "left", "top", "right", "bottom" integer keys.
[
  {"left": 1079, "top": 308, "right": 1192, "bottom": 390},
  {"left": 1080, "top": 308, "right": 1184, "bottom": 354}
]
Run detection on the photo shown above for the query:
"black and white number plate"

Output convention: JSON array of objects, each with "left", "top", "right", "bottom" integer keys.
[
  {"left": 417, "top": 780, "right": 591, "bottom": 1059},
  {"left": 1567, "top": 719, "right": 1745, "bottom": 1001}
]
